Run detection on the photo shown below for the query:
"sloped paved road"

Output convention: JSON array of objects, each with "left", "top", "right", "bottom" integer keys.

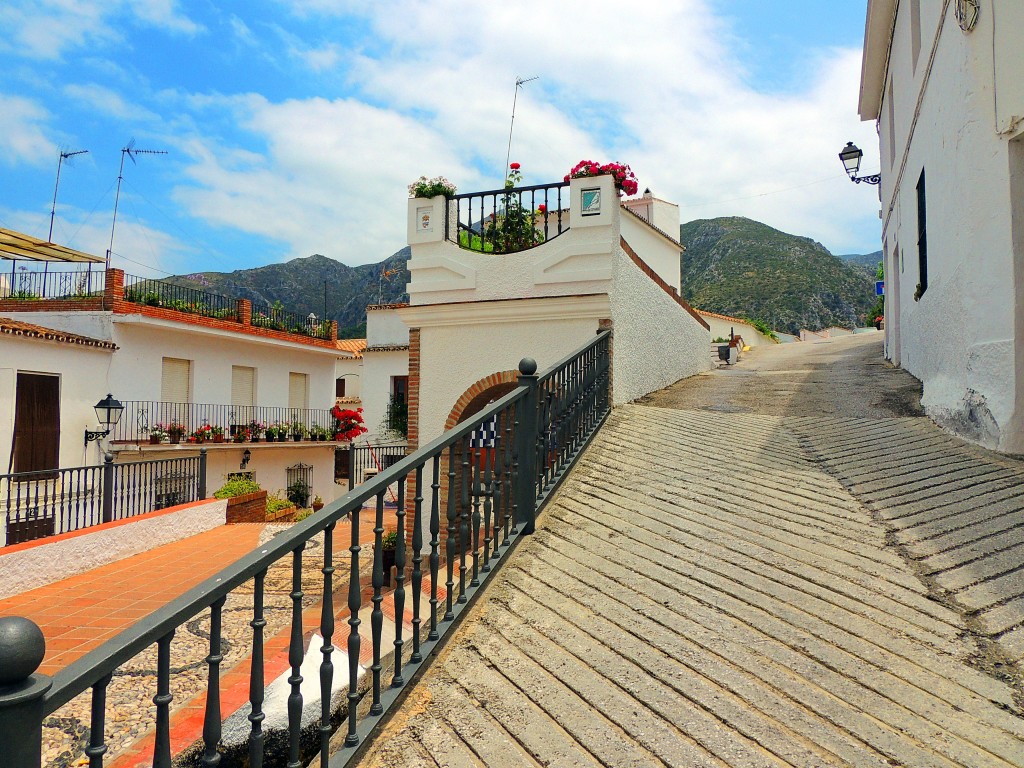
[{"left": 359, "top": 335, "right": 1024, "bottom": 766}]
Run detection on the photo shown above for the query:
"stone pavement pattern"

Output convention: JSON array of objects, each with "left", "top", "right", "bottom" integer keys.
[{"left": 360, "top": 336, "right": 1024, "bottom": 767}]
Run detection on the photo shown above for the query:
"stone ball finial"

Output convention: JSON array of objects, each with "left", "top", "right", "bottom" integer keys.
[
  {"left": 518, "top": 358, "right": 538, "bottom": 376},
  {"left": 0, "top": 616, "right": 46, "bottom": 685}
]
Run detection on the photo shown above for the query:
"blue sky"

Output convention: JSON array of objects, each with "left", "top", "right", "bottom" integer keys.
[{"left": 0, "top": 1, "right": 879, "bottom": 276}]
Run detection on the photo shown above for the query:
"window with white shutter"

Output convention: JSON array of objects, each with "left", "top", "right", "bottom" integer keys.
[
  {"left": 161, "top": 358, "right": 191, "bottom": 403},
  {"left": 288, "top": 372, "right": 308, "bottom": 411},
  {"left": 231, "top": 366, "right": 255, "bottom": 407}
]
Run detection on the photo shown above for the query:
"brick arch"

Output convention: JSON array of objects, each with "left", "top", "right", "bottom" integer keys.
[{"left": 445, "top": 370, "right": 520, "bottom": 430}]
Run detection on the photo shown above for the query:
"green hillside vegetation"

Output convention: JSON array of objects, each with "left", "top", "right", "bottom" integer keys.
[
  {"left": 680, "top": 217, "right": 876, "bottom": 336},
  {"left": 168, "top": 247, "right": 410, "bottom": 337}
]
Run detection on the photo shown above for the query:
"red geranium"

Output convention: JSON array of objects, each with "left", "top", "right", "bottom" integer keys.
[
  {"left": 509, "top": 162, "right": 520, "bottom": 170},
  {"left": 537, "top": 203, "right": 547, "bottom": 213},
  {"left": 331, "top": 405, "right": 368, "bottom": 442},
  {"left": 566, "top": 160, "right": 639, "bottom": 197}
]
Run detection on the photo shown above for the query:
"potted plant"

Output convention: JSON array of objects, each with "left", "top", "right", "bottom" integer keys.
[
  {"left": 565, "top": 159, "right": 639, "bottom": 196},
  {"left": 191, "top": 424, "right": 213, "bottom": 444},
  {"left": 248, "top": 420, "right": 265, "bottom": 442},
  {"left": 286, "top": 480, "right": 310, "bottom": 508},
  {"left": 408, "top": 175, "right": 457, "bottom": 199},
  {"left": 165, "top": 422, "right": 186, "bottom": 445},
  {"left": 265, "top": 423, "right": 282, "bottom": 442},
  {"left": 149, "top": 425, "right": 168, "bottom": 445},
  {"left": 311, "top": 494, "right": 324, "bottom": 512},
  {"left": 211, "top": 425, "right": 225, "bottom": 443},
  {"left": 380, "top": 528, "right": 398, "bottom": 587},
  {"left": 290, "top": 421, "right": 308, "bottom": 442},
  {"left": 232, "top": 427, "right": 249, "bottom": 443}
]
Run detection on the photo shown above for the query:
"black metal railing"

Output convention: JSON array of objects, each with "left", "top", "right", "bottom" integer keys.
[
  {"left": 109, "top": 401, "right": 335, "bottom": 443},
  {"left": 446, "top": 181, "right": 570, "bottom": 254},
  {"left": 2, "top": 453, "right": 206, "bottom": 546},
  {"left": 1, "top": 262, "right": 104, "bottom": 300},
  {"left": 123, "top": 274, "right": 238, "bottom": 320},
  {"left": 250, "top": 302, "right": 332, "bottom": 339},
  {"left": 344, "top": 442, "right": 409, "bottom": 489},
  {"left": 0, "top": 331, "right": 611, "bottom": 768}
]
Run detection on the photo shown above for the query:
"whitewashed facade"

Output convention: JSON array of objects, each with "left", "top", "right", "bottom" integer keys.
[{"left": 860, "top": 0, "right": 1024, "bottom": 452}]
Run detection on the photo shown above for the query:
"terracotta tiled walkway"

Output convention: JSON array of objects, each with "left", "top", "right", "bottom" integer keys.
[{"left": 0, "top": 524, "right": 268, "bottom": 674}]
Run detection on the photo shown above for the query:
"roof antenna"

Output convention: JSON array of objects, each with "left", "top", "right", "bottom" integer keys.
[
  {"left": 504, "top": 76, "right": 538, "bottom": 182},
  {"left": 49, "top": 148, "right": 89, "bottom": 242},
  {"left": 108, "top": 138, "right": 167, "bottom": 269}
]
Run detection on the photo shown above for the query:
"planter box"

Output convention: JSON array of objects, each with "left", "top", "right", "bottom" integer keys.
[
  {"left": 266, "top": 505, "right": 297, "bottom": 523},
  {"left": 225, "top": 490, "right": 268, "bottom": 524}
]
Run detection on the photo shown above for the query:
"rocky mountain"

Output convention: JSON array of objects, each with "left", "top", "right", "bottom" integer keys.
[
  {"left": 168, "top": 217, "right": 876, "bottom": 340},
  {"left": 680, "top": 217, "right": 876, "bottom": 335},
  {"left": 171, "top": 248, "right": 410, "bottom": 338},
  {"left": 839, "top": 249, "right": 884, "bottom": 276}
]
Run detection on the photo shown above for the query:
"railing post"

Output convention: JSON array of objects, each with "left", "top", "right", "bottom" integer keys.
[
  {"left": 198, "top": 448, "right": 208, "bottom": 499},
  {"left": 102, "top": 452, "right": 114, "bottom": 524},
  {"left": 0, "top": 617, "right": 52, "bottom": 768},
  {"left": 515, "top": 357, "right": 539, "bottom": 535},
  {"left": 348, "top": 445, "right": 356, "bottom": 491}
]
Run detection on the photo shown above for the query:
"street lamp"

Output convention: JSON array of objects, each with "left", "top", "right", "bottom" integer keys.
[
  {"left": 839, "top": 142, "right": 881, "bottom": 185},
  {"left": 85, "top": 393, "right": 124, "bottom": 445}
]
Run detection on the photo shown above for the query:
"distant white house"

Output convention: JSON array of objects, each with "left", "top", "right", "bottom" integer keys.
[
  {"left": 698, "top": 310, "right": 777, "bottom": 347},
  {"left": 859, "top": 0, "right": 1024, "bottom": 452}
]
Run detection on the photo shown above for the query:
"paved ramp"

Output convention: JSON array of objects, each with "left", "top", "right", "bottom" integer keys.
[{"left": 360, "top": 402, "right": 1024, "bottom": 767}]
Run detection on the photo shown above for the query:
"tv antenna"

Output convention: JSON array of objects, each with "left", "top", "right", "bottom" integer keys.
[
  {"left": 108, "top": 138, "right": 167, "bottom": 268},
  {"left": 504, "top": 76, "right": 538, "bottom": 181},
  {"left": 49, "top": 148, "right": 89, "bottom": 242}
]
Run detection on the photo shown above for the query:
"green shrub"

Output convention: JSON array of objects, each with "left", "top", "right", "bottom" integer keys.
[
  {"left": 213, "top": 477, "right": 262, "bottom": 498},
  {"left": 266, "top": 493, "right": 296, "bottom": 514}
]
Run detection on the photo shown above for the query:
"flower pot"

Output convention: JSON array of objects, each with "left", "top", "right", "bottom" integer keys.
[
  {"left": 312, "top": 501, "right": 324, "bottom": 512},
  {"left": 213, "top": 435, "right": 225, "bottom": 443},
  {"left": 250, "top": 436, "right": 261, "bottom": 443},
  {"left": 169, "top": 436, "right": 181, "bottom": 445},
  {"left": 149, "top": 435, "right": 162, "bottom": 445},
  {"left": 292, "top": 434, "right": 303, "bottom": 442}
]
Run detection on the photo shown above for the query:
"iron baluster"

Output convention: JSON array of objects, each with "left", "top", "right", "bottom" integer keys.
[
  {"left": 411, "top": 464, "right": 424, "bottom": 662},
  {"left": 344, "top": 505, "right": 362, "bottom": 747},
  {"left": 152, "top": 631, "right": 175, "bottom": 768},
  {"left": 201, "top": 597, "right": 225, "bottom": 766},
  {"left": 286, "top": 544, "right": 305, "bottom": 768},
  {"left": 481, "top": 435, "right": 494, "bottom": 573},
  {"left": 428, "top": 456, "right": 441, "bottom": 640},
  {"left": 470, "top": 441, "right": 482, "bottom": 586},
  {"left": 444, "top": 444, "right": 457, "bottom": 621},
  {"left": 458, "top": 438, "right": 470, "bottom": 603},
  {"left": 84, "top": 673, "right": 112, "bottom": 768},
  {"left": 392, "top": 478, "right": 407, "bottom": 685},
  {"left": 319, "top": 522, "right": 336, "bottom": 767},
  {"left": 370, "top": 491, "right": 385, "bottom": 715},
  {"left": 248, "top": 570, "right": 267, "bottom": 768}
]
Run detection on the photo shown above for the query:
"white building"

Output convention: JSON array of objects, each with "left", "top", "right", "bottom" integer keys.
[
  {"left": 859, "top": 0, "right": 1024, "bottom": 452},
  {"left": 401, "top": 173, "right": 710, "bottom": 449},
  {"left": 0, "top": 256, "right": 358, "bottom": 507}
]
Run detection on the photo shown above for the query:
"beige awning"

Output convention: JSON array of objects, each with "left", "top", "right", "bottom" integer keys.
[{"left": 0, "top": 227, "right": 105, "bottom": 263}]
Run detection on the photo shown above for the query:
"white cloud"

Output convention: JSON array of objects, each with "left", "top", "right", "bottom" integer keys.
[
  {"left": 63, "top": 83, "right": 160, "bottom": 123},
  {"left": 165, "top": 0, "right": 879, "bottom": 262},
  {"left": 0, "top": 0, "right": 200, "bottom": 60},
  {"left": 0, "top": 95, "right": 54, "bottom": 166}
]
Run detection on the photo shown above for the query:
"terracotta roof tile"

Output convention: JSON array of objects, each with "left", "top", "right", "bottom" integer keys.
[
  {"left": 0, "top": 317, "right": 117, "bottom": 349},
  {"left": 335, "top": 338, "right": 367, "bottom": 358}
]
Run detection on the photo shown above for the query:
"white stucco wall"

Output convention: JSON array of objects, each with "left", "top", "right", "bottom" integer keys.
[
  {"left": 868, "top": 0, "right": 1024, "bottom": 451},
  {"left": 335, "top": 357, "right": 363, "bottom": 400},
  {"left": 0, "top": 498, "right": 226, "bottom": 598},
  {"left": 700, "top": 315, "right": 776, "bottom": 346},
  {"left": 366, "top": 307, "right": 410, "bottom": 347},
  {"left": 406, "top": 175, "right": 619, "bottom": 307},
  {"left": 360, "top": 349, "right": 409, "bottom": 441},
  {"left": 608, "top": 248, "right": 709, "bottom": 404},
  {"left": 620, "top": 210, "right": 682, "bottom": 292},
  {"left": 403, "top": 296, "right": 610, "bottom": 445},
  {"left": 0, "top": 333, "right": 115, "bottom": 471}
]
